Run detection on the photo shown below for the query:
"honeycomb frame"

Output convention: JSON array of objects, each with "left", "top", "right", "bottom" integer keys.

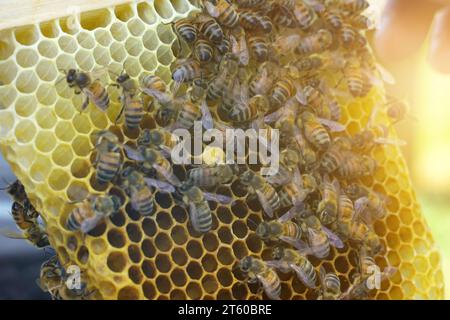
[{"left": 0, "top": 0, "right": 445, "bottom": 300}]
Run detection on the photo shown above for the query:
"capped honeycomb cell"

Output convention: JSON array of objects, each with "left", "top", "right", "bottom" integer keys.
[{"left": 0, "top": 0, "right": 444, "bottom": 301}]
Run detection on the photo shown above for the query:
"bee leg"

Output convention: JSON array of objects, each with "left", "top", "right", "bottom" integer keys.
[
  {"left": 115, "top": 103, "right": 126, "bottom": 124},
  {"left": 80, "top": 97, "right": 90, "bottom": 113}
]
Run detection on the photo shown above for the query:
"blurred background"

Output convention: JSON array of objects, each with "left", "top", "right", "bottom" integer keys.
[{"left": 0, "top": 0, "right": 449, "bottom": 299}]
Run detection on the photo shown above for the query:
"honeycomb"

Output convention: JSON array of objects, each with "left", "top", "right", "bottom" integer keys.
[{"left": 0, "top": 0, "right": 445, "bottom": 300}]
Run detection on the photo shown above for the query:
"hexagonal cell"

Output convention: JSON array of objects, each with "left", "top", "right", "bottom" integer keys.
[
  {"left": 36, "top": 107, "right": 57, "bottom": 129},
  {"left": 156, "top": 45, "right": 174, "bottom": 66},
  {"left": 80, "top": 9, "right": 112, "bottom": 30},
  {"left": 0, "top": 60, "right": 18, "bottom": 86},
  {"left": 154, "top": 0, "right": 175, "bottom": 20},
  {"left": 171, "top": 0, "right": 191, "bottom": 14},
  {"left": 93, "top": 46, "right": 111, "bottom": 66},
  {"left": 0, "top": 86, "right": 17, "bottom": 110},
  {"left": 35, "top": 131, "right": 57, "bottom": 153},
  {"left": 16, "top": 70, "right": 39, "bottom": 94},
  {"left": 156, "top": 275, "right": 172, "bottom": 294},
  {"left": 15, "top": 119, "right": 37, "bottom": 143},
  {"left": 30, "top": 157, "right": 53, "bottom": 182},
  {"left": 171, "top": 226, "right": 188, "bottom": 245},
  {"left": 110, "top": 23, "right": 129, "bottom": 42},
  {"left": 77, "top": 32, "right": 96, "bottom": 49},
  {"left": 48, "top": 168, "right": 70, "bottom": 191},
  {"left": 0, "top": 33, "right": 15, "bottom": 60},
  {"left": 15, "top": 95, "right": 37, "bottom": 117},
  {"left": 117, "top": 286, "right": 140, "bottom": 300},
  {"left": 125, "top": 37, "right": 143, "bottom": 57},
  {"left": 75, "top": 49, "right": 95, "bottom": 70},
  {"left": 171, "top": 247, "right": 188, "bottom": 267},
  {"left": 128, "top": 18, "right": 146, "bottom": 37},
  {"left": 52, "top": 144, "right": 74, "bottom": 167},
  {"left": 154, "top": 233, "right": 172, "bottom": 253},
  {"left": 137, "top": 2, "right": 158, "bottom": 25},
  {"left": 37, "top": 83, "right": 58, "bottom": 106},
  {"left": 107, "top": 228, "right": 127, "bottom": 249},
  {"left": 38, "top": 40, "right": 59, "bottom": 59},
  {"left": 91, "top": 238, "right": 108, "bottom": 255},
  {"left": 142, "top": 29, "right": 159, "bottom": 51},
  {"left": 14, "top": 25, "right": 39, "bottom": 46},
  {"left": 107, "top": 251, "right": 128, "bottom": 273},
  {"left": 58, "top": 35, "right": 78, "bottom": 54}
]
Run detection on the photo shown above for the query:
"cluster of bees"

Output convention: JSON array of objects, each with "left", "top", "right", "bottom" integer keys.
[{"left": 0, "top": 0, "right": 412, "bottom": 300}]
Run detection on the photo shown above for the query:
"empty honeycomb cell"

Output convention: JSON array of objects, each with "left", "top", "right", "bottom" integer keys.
[
  {"left": 115, "top": 4, "right": 135, "bottom": 22},
  {"left": 156, "top": 24, "right": 175, "bottom": 45},
  {"left": 36, "top": 107, "right": 57, "bottom": 129},
  {"left": 37, "top": 84, "right": 58, "bottom": 106},
  {"left": 387, "top": 195, "right": 400, "bottom": 213},
  {"left": 77, "top": 32, "right": 96, "bottom": 49},
  {"left": 156, "top": 254, "right": 172, "bottom": 273},
  {"left": 232, "top": 220, "right": 248, "bottom": 239},
  {"left": 55, "top": 121, "right": 76, "bottom": 143},
  {"left": 218, "top": 227, "right": 233, "bottom": 244},
  {"left": 142, "top": 29, "right": 159, "bottom": 51},
  {"left": 118, "top": 286, "right": 140, "bottom": 300},
  {"left": 0, "top": 60, "right": 18, "bottom": 85},
  {"left": 126, "top": 223, "right": 143, "bottom": 243},
  {"left": 399, "top": 244, "right": 415, "bottom": 262},
  {"left": 39, "top": 20, "right": 59, "bottom": 38},
  {"left": 58, "top": 35, "right": 78, "bottom": 54},
  {"left": 37, "top": 40, "right": 59, "bottom": 59},
  {"left": 386, "top": 232, "right": 401, "bottom": 250},
  {"left": 139, "top": 51, "right": 158, "bottom": 72},
  {"left": 156, "top": 275, "right": 172, "bottom": 294},
  {"left": 142, "top": 217, "right": 157, "bottom": 237},
  {"left": 15, "top": 95, "right": 37, "bottom": 117},
  {"left": 108, "top": 228, "right": 126, "bottom": 249},
  {"left": 245, "top": 234, "right": 262, "bottom": 254},
  {"left": 73, "top": 114, "right": 92, "bottom": 134},
  {"left": 128, "top": 18, "right": 145, "bottom": 37},
  {"left": 186, "top": 282, "right": 202, "bottom": 299},
  {"left": 75, "top": 49, "right": 95, "bottom": 70},
  {"left": 14, "top": 25, "right": 39, "bottom": 46},
  {"left": 0, "top": 33, "right": 15, "bottom": 60},
  {"left": 170, "top": 268, "right": 187, "bottom": 287},
  {"left": 66, "top": 235, "right": 78, "bottom": 251},
  {"left": 202, "top": 254, "right": 218, "bottom": 273},
  {"left": 110, "top": 42, "right": 127, "bottom": 63},
  {"left": 52, "top": 144, "right": 74, "bottom": 167},
  {"left": 107, "top": 251, "right": 127, "bottom": 273},
  {"left": 386, "top": 214, "right": 400, "bottom": 232},
  {"left": 138, "top": 2, "right": 159, "bottom": 25},
  {"left": 129, "top": 266, "right": 144, "bottom": 285},
  {"left": 154, "top": 0, "right": 175, "bottom": 20},
  {"left": 172, "top": 247, "right": 188, "bottom": 267},
  {"left": 128, "top": 244, "right": 143, "bottom": 263},
  {"left": 217, "top": 268, "right": 233, "bottom": 287},
  {"left": 171, "top": 0, "right": 191, "bottom": 14},
  {"left": 15, "top": 119, "right": 37, "bottom": 143},
  {"left": 187, "top": 240, "right": 204, "bottom": 259},
  {"left": 374, "top": 220, "right": 387, "bottom": 237},
  {"left": 141, "top": 259, "right": 156, "bottom": 279},
  {"left": 88, "top": 108, "right": 109, "bottom": 130},
  {"left": 399, "top": 208, "right": 414, "bottom": 225},
  {"left": 414, "top": 256, "right": 430, "bottom": 274},
  {"left": 346, "top": 121, "right": 361, "bottom": 135},
  {"left": 413, "top": 220, "right": 426, "bottom": 237},
  {"left": 48, "top": 168, "right": 70, "bottom": 191},
  {"left": 399, "top": 226, "right": 413, "bottom": 243},
  {"left": 35, "top": 60, "right": 58, "bottom": 82},
  {"left": 156, "top": 45, "right": 174, "bottom": 66},
  {"left": 71, "top": 135, "right": 91, "bottom": 157},
  {"left": 0, "top": 86, "right": 17, "bottom": 109},
  {"left": 77, "top": 245, "right": 90, "bottom": 264},
  {"left": 122, "top": 57, "right": 141, "bottom": 77},
  {"left": 142, "top": 281, "right": 157, "bottom": 299},
  {"left": 413, "top": 238, "right": 430, "bottom": 256},
  {"left": 154, "top": 65, "right": 172, "bottom": 83},
  {"left": 125, "top": 37, "right": 143, "bottom": 56},
  {"left": 232, "top": 241, "right": 248, "bottom": 260},
  {"left": 387, "top": 251, "right": 401, "bottom": 267},
  {"left": 217, "top": 247, "right": 234, "bottom": 266},
  {"left": 93, "top": 46, "right": 111, "bottom": 66},
  {"left": 16, "top": 70, "right": 39, "bottom": 94},
  {"left": 110, "top": 210, "right": 126, "bottom": 228},
  {"left": 70, "top": 158, "right": 91, "bottom": 179},
  {"left": 30, "top": 157, "right": 52, "bottom": 182},
  {"left": 141, "top": 239, "right": 156, "bottom": 258},
  {"left": 94, "top": 29, "right": 113, "bottom": 47},
  {"left": 110, "top": 23, "right": 128, "bottom": 42},
  {"left": 44, "top": 197, "right": 66, "bottom": 218}
]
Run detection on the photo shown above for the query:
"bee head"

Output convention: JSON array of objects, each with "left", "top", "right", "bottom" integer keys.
[
  {"left": 66, "top": 69, "right": 77, "bottom": 83},
  {"left": 255, "top": 221, "right": 270, "bottom": 240},
  {"left": 11, "top": 201, "right": 23, "bottom": 212},
  {"left": 239, "top": 170, "right": 254, "bottom": 185},
  {"left": 239, "top": 256, "right": 253, "bottom": 273},
  {"left": 179, "top": 179, "right": 193, "bottom": 193},
  {"left": 149, "top": 130, "right": 163, "bottom": 146},
  {"left": 319, "top": 209, "right": 336, "bottom": 226},
  {"left": 109, "top": 195, "right": 123, "bottom": 212},
  {"left": 138, "top": 129, "right": 152, "bottom": 146},
  {"left": 117, "top": 73, "right": 130, "bottom": 84},
  {"left": 36, "top": 235, "right": 50, "bottom": 248}
]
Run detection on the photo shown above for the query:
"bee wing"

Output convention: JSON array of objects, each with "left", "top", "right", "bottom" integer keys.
[
  {"left": 152, "top": 164, "right": 181, "bottom": 187},
  {"left": 230, "top": 34, "right": 249, "bottom": 66},
  {"left": 0, "top": 228, "right": 25, "bottom": 239},
  {"left": 80, "top": 215, "right": 102, "bottom": 234},
  {"left": 381, "top": 267, "right": 397, "bottom": 280},
  {"left": 203, "top": 192, "right": 233, "bottom": 205},
  {"left": 264, "top": 260, "right": 286, "bottom": 271},
  {"left": 354, "top": 196, "right": 369, "bottom": 219},
  {"left": 204, "top": 1, "right": 220, "bottom": 18},
  {"left": 322, "top": 226, "right": 345, "bottom": 249},
  {"left": 295, "top": 86, "right": 308, "bottom": 105},
  {"left": 141, "top": 88, "right": 172, "bottom": 105},
  {"left": 200, "top": 101, "right": 214, "bottom": 130},
  {"left": 255, "top": 189, "right": 274, "bottom": 218},
  {"left": 376, "top": 63, "right": 396, "bottom": 85},
  {"left": 123, "top": 145, "right": 145, "bottom": 161},
  {"left": 130, "top": 191, "right": 141, "bottom": 212},
  {"left": 290, "top": 239, "right": 314, "bottom": 256},
  {"left": 303, "top": 0, "right": 325, "bottom": 12},
  {"left": 264, "top": 108, "right": 286, "bottom": 123},
  {"left": 144, "top": 178, "right": 176, "bottom": 193},
  {"left": 278, "top": 207, "right": 298, "bottom": 223},
  {"left": 89, "top": 67, "right": 109, "bottom": 80},
  {"left": 374, "top": 137, "right": 407, "bottom": 147},
  {"left": 317, "top": 118, "right": 346, "bottom": 132},
  {"left": 289, "top": 263, "right": 317, "bottom": 288},
  {"left": 188, "top": 202, "right": 201, "bottom": 232}
]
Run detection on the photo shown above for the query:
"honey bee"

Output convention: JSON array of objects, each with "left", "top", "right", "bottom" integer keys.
[
  {"left": 0, "top": 211, "right": 50, "bottom": 249},
  {"left": 343, "top": 57, "right": 363, "bottom": 97},
  {"left": 320, "top": 137, "right": 352, "bottom": 173},
  {"left": 172, "top": 58, "right": 203, "bottom": 91},
  {"left": 340, "top": 23, "right": 357, "bottom": 48},
  {"left": 296, "top": 84, "right": 331, "bottom": 119},
  {"left": 354, "top": 192, "right": 386, "bottom": 224},
  {"left": 188, "top": 77, "right": 209, "bottom": 104},
  {"left": 265, "top": 149, "right": 300, "bottom": 187},
  {"left": 341, "top": 0, "right": 370, "bottom": 14},
  {"left": 267, "top": 247, "right": 318, "bottom": 288},
  {"left": 296, "top": 215, "right": 344, "bottom": 259},
  {"left": 66, "top": 195, "right": 121, "bottom": 233},
  {"left": 120, "top": 167, "right": 155, "bottom": 216},
  {"left": 349, "top": 14, "right": 373, "bottom": 30},
  {"left": 345, "top": 182, "right": 368, "bottom": 200},
  {"left": 127, "top": 147, "right": 181, "bottom": 187},
  {"left": 205, "top": 0, "right": 239, "bottom": 29},
  {"left": 1, "top": 179, "right": 28, "bottom": 206},
  {"left": 179, "top": 179, "right": 232, "bottom": 233},
  {"left": 282, "top": 0, "right": 316, "bottom": 30},
  {"left": 248, "top": 35, "right": 269, "bottom": 62},
  {"left": 187, "top": 164, "right": 239, "bottom": 188},
  {"left": 240, "top": 169, "right": 280, "bottom": 218},
  {"left": 269, "top": 76, "right": 296, "bottom": 109},
  {"left": 194, "top": 39, "right": 214, "bottom": 63},
  {"left": 336, "top": 215, "right": 382, "bottom": 255},
  {"left": 295, "top": 29, "right": 333, "bottom": 56},
  {"left": 353, "top": 123, "right": 406, "bottom": 152},
  {"left": 239, "top": 256, "right": 281, "bottom": 300},
  {"left": 255, "top": 210, "right": 303, "bottom": 249},
  {"left": 138, "top": 128, "right": 179, "bottom": 157},
  {"left": 215, "top": 36, "right": 231, "bottom": 55},
  {"left": 230, "top": 29, "right": 250, "bottom": 66},
  {"left": 62, "top": 69, "right": 110, "bottom": 112},
  {"left": 336, "top": 154, "right": 377, "bottom": 179},
  {"left": 290, "top": 56, "right": 324, "bottom": 74},
  {"left": 199, "top": 17, "right": 224, "bottom": 44},
  {"left": 229, "top": 94, "right": 269, "bottom": 125},
  {"left": 141, "top": 74, "right": 167, "bottom": 95},
  {"left": 114, "top": 72, "right": 145, "bottom": 130},
  {"left": 385, "top": 95, "right": 414, "bottom": 125},
  {"left": 317, "top": 176, "right": 340, "bottom": 226},
  {"left": 207, "top": 53, "right": 239, "bottom": 102},
  {"left": 249, "top": 62, "right": 277, "bottom": 96},
  {"left": 334, "top": 192, "right": 355, "bottom": 235},
  {"left": 93, "top": 131, "right": 122, "bottom": 185},
  {"left": 318, "top": 266, "right": 341, "bottom": 300},
  {"left": 321, "top": 8, "right": 343, "bottom": 29},
  {"left": 172, "top": 18, "right": 198, "bottom": 44},
  {"left": 36, "top": 256, "right": 64, "bottom": 299},
  {"left": 269, "top": 3, "right": 298, "bottom": 28},
  {"left": 239, "top": 11, "right": 273, "bottom": 33},
  {"left": 234, "top": 0, "right": 267, "bottom": 9},
  {"left": 298, "top": 111, "right": 331, "bottom": 150}
]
